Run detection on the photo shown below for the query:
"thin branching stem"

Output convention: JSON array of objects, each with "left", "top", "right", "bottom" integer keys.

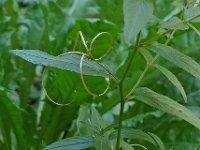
[
  {"left": 115, "top": 83, "right": 125, "bottom": 150},
  {"left": 115, "top": 32, "right": 141, "bottom": 150},
  {"left": 120, "top": 32, "right": 141, "bottom": 84},
  {"left": 126, "top": 30, "right": 176, "bottom": 99},
  {"left": 188, "top": 23, "right": 200, "bottom": 37}
]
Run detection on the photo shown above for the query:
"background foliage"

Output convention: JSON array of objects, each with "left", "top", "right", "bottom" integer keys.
[{"left": 0, "top": 0, "right": 200, "bottom": 150}]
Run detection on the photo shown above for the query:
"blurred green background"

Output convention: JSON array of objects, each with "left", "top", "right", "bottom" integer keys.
[{"left": 0, "top": 0, "right": 200, "bottom": 149}]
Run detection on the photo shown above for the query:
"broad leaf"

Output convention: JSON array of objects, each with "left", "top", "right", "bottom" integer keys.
[
  {"left": 154, "top": 64, "right": 187, "bottom": 102},
  {"left": 43, "top": 136, "right": 95, "bottom": 150},
  {"left": 133, "top": 87, "right": 200, "bottom": 130},
  {"left": 148, "top": 43, "right": 200, "bottom": 81},
  {"left": 123, "top": 0, "right": 153, "bottom": 43},
  {"left": 10, "top": 50, "right": 109, "bottom": 77},
  {"left": 0, "top": 91, "right": 27, "bottom": 150},
  {"left": 91, "top": 107, "right": 105, "bottom": 130},
  {"left": 77, "top": 105, "right": 91, "bottom": 136},
  {"left": 184, "top": 7, "right": 200, "bottom": 22},
  {"left": 95, "top": 135, "right": 110, "bottom": 150},
  {"left": 39, "top": 68, "right": 80, "bottom": 148},
  {"left": 160, "top": 16, "right": 189, "bottom": 30}
]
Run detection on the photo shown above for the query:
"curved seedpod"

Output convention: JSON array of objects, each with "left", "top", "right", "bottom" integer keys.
[{"left": 79, "top": 54, "right": 111, "bottom": 96}]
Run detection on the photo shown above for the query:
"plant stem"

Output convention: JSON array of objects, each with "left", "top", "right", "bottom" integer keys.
[
  {"left": 188, "top": 23, "right": 200, "bottom": 37},
  {"left": 125, "top": 30, "right": 176, "bottom": 99},
  {"left": 115, "top": 84, "right": 125, "bottom": 150},
  {"left": 126, "top": 64, "right": 149, "bottom": 98},
  {"left": 115, "top": 33, "right": 141, "bottom": 150},
  {"left": 120, "top": 32, "right": 141, "bottom": 83},
  {"left": 126, "top": 54, "right": 159, "bottom": 98},
  {"left": 141, "top": 30, "right": 170, "bottom": 46}
]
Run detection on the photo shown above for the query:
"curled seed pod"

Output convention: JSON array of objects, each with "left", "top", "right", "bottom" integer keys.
[
  {"left": 79, "top": 54, "right": 111, "bottom": 96},
  {"left": 89, "top": 32, "right": 113, "bottom": 60},
  {"left": 42, "top": 68, "right": 71, "bottom": 106},
  {"left": 131, "top": 144, "right": 149, "bottom": 150}
]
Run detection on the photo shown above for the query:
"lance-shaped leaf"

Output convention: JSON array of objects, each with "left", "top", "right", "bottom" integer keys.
[
  {"left": 148, "top": 132, "right": 165, "bottom": 150},
  {"left": 123, "top": 0, "right": 153, "bottom": 43},
  {"left": 10, "top": 50, "right": 109, "bottom": 77},
  {"left": 154, "top": 64, "right": 187, "bottom": 102},
  {"left": 148, "top": 43, "right": 200, "bottom": 81},
  {"left": 43, "top": 136, "right": 95, "bottom": 150},
  {"left": 160, "top": 16, "right": 189, "bottom": 30},
  {"left": 133, "top": 87, "right": 200, "bottom": 130},
  {"left": 110, "top": 128, "right": 165, "bottom": 150}
]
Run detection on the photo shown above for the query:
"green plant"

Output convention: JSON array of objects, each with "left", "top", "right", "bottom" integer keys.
[{"left": 1, "top": 0, "right": 200, "bottom": 150}]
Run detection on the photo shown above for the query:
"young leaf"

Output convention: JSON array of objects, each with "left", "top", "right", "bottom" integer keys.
[
  {"left": 95, "top": 135, "right": 110, "bottom": 150},
  {"left": 148, "top": 43, "right": 200, "bottom": 81},
  {"left": 123, "top": 0, "right": 153, "bottom": 44},
  {"left": 91, "top": 107, "right": 105, "bottom": 130},
  {"left": 10, "top": 50, "right": 109, "bottom": 77},
  {"left": 160, "top": 16, "right": 189, "bottom": 30},
  {"left": 154, "top": 64, "right": 187, "bottom": 102},
  {"left": 43, "top": 136, "right": 95, "bottom": 150},
  {"left": 133, "top": 87, "right": 200, "bottom": 130},
  {"left": 77, "top": 105, "right": 91, "bottom": 135}
]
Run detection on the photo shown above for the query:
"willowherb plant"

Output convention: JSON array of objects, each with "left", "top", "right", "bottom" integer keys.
[{"left": 10, "top": 0, "right": 200, "bottom": 150}]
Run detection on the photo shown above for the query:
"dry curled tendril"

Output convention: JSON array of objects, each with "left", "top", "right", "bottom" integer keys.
[
  {"left": 42, "top": 31, "right": 114, "bottom": 106},
  {"left": 131, "top": 144, "right": 149, "bottom": 150}
]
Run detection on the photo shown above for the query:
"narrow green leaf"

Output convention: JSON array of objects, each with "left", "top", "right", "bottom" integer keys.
[
  {"left": 148, "top": 43, "right": 200, "bottom": 81},
  {"left": 120, "top": 128, "right": 156, "bottom": 144},
  {"left": 148, "top": 132, "right": 165, "bottom": 150},
  {"left": 10, "top": 50, "right": 108, "bottom": 77},
  {"left": 123, "top": 0, "right": 153, "bottom": 43},
  {"left": 195, "top": 144, "right": 200, "bottom": 150},
  {"left": 154, "top": 64, "right": 187, "bottom": 102},
  {"left": 160, "top": 16, "right": 189, "bottom": 30},
  {"left": 138, "top": 48, "right": 153, "bottom": 64},
  {"left": 43, "top": 136, "right": 95, "bottom": 150},
  {"left": 121, "top": 141, "right": 134, "bottom": 150},
  {"left": 110, "top": 128, "right": 165, "bottom": 150},
  {"left": 133, "top": 87, "right": 200, "bottom": 130}
]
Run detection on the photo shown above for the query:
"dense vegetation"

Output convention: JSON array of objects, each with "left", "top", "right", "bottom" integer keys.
[{"left": 1, "top": 0, "right": 200, "bottom": 150}]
